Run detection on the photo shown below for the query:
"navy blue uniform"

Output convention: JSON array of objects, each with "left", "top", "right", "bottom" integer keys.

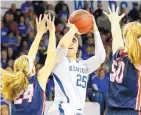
[
  {"left": 11, "top": 76, "right": 46, "bottom": 115},
  {"left": 107, "top": 50, "right": 141, "bottom": 114}
]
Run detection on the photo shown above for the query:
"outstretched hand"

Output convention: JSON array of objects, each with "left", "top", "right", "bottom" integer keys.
[
  {"left": 103, "top": 5, "right": 126, "bottom": 24},
  {"left": 36, "top": 14, "right": 56, "bottom": 34},
  {"left": 36, "top": 14, "right": 48, "bottom": 34}
]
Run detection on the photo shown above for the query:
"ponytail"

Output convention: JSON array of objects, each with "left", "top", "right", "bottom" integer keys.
[
  {"left": 2, "top": 70, "right": 28, "bottom": 103},
  {"left": 2, "top": 55, "right": 33, "bottom": 102},
  {"left": 125, "top": 30, "right": 141, "bottom": 64},
  {"left": 123, "top": 22, "right": 141, "bottom": 65}
]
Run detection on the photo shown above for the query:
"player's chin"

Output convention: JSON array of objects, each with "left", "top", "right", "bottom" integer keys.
[{"left": 67, "top": 50, "right": 76, "bottom": 58}]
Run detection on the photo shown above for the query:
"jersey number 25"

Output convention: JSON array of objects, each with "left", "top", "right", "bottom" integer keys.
[{"left": 76, "top": 74, "right": 87, "bottom": 88}]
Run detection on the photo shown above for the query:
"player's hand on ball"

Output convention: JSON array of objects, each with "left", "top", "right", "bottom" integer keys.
[
  {"left": 46, "top": 13, "right": 55, "bottom": 32},
  {"left": 103, "top": 5, "right": 126, "bottom": 24},
  {"left": 67, "top": 21, "right": 81, "bottom": 35},
  {"left": 90, "top": 15, "right": 98, "bottom": 33},
  {"left": 36, "top": 14, "right": 48, "bottom": 34}
]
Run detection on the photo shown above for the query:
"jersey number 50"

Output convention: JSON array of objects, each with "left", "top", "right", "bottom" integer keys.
[
  {"left": 110, "top": 60, "right": 125, "bottom": 83},
  {"left": 76, "top": 74, "right": 87, "bottom": 88}
]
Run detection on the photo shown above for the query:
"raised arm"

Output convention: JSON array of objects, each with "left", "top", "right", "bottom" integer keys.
[
  {"left": 103, "top": 5, "right": 126, "bottom": 54},
  {"left": 28, "top": 14, "right": 48, "bottom": 61},
  {"left": 37, "top": 14, "right": 56, "bottom": 92},
  {"left": 80, "top": 16, "right": 106, "bottom": 74},
  {"left": 55, "top": 22, "right": 80, "bottom": 65}
]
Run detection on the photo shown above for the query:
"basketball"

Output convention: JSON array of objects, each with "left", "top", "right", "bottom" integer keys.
[{"left": 69, "top": 9, "right": 93, "bottom": 34}]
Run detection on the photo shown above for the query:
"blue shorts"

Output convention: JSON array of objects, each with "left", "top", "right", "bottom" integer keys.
[{"left": 105, "top": 108, "right": 139, "bottom": 115}]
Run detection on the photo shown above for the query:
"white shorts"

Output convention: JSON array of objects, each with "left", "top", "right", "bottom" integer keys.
[{"left": 48, "top": 103, "right": 84, "bottom": 115}]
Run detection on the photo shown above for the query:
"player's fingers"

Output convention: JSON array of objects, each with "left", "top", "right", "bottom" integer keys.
[
  {"left": 44, "top": 14, "right": 47, "bottom": 19},
  {"left": 43, "top": 14, "right": 46, "bottom": 21},
  {"left": 46, "top": 14, "right": 49, "bottom": 24},
  {"left": 39, "top": 14, "right": 42, "bottom": 23},
  {"left": 67, "top": 23, "right": 72, "bottom": 28},
  {"left": 112, "top": 4, "right": 115, "bottom": 13},
  {"left": 66, "top": 23, "right": 69, "bottom": 27},
  {"left": 41, "top": 14, "right": 46, "bottom": 26},
  {"left": 36, "top": 17, "right": 38, "bottom": 25},
  {"left": 46, "top": 14, "right": 49, "bottom": 21},
  {"left": 108, "top": 6, "right": 112, "bottom": 14},
  {"left": 52, "top": 15, "right": 55, "bottom": 22},
  {"left": 120, "top": 13, "right": 126, "bottom": 20},
  {"left": 68, "top": 20, "right": 70, "bottom": 24},
  {"left": 67, "top": 20, "right": 71, "bottom": 27},
  {"left": 66, "top": 23, "right": 70, "bottom": 28},
  {"left": 91, "top": 15, "right": 97, "bottom": 26},
  {"left": 90, "top": 14, "right": 95, "bottom": 21},
  {"left": 103, "top": 11, "right": 109, "bottom": 17},
  {"left": 48, "top": 13, "right": 51, "bottom": 21},
  {"left": 116, "top": 6, "right": 119, "bottom": 14},
  {"left": 77, "top": 31, "right": 81, "bottom": 35}
]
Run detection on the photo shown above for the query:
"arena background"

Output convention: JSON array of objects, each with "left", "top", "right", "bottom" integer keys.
[
  {"left": 1, "top": 1, "right": 141, "bottom": 16},
  {"left": 1, "top": 0, "right": 141, "bottom": 115}
]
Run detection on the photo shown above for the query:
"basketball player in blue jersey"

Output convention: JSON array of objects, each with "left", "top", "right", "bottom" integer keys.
[
  {"left": 103, "top": 5, "right": 141, "bottom": 115},
  {"left": 1, "top": 13, "right": 56, "bottom": 115},
  {"left": 48, "top": 16, "right": 106, "bottom": 115}
]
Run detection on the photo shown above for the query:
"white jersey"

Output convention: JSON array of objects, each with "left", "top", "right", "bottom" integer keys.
[
  {"left": 53, "top": 57, "right": 88, "bottom": 114},
  {"left": 48, "top": 31, "right": 106, "bottom": 115}
]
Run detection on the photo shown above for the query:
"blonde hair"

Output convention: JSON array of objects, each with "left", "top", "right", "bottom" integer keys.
[
  {"left": 2, "top": 56, "right": 29, "bottom": 103},
  {"left": 123, "top": 22, "right": 141, "bottom": 65},
  {"left": 1, "top": 105, "right": 9, "bottom": 115}
]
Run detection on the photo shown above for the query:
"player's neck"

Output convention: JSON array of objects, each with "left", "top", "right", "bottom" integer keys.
[{"left": 69, "top": 55, "right": 77, "bottom": 61}]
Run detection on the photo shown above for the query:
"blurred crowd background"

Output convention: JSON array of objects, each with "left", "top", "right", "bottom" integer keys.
[{"left": 1, "top": 1, "right": 141, "bottom": 115}]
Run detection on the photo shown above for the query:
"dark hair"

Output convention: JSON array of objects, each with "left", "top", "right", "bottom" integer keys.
[{"left": 8, "top": 31, "right": 16, "bottom": 36}]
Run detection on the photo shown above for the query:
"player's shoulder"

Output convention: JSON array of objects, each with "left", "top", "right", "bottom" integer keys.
[
  {"left": 53, "top": 57, "right": 69, "bottom": 71},
  {"left": 60, "top": 57, "right": 70, "bottom": 64},
  {"left": 113, "top": 48, "right": 128, "bottom": 61},
  {"left": 28, "top": 75, "right": 37, "bottom": 83}
]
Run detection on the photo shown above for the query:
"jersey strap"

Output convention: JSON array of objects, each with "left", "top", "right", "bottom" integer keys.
[{"left": 53, "top": 73, "right": 70, "bottom": 103}]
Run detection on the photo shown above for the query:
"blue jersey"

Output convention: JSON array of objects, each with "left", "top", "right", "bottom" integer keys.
[
  {"left": 107, "top": 49, "right": 141, "bottom": 111},
  {"left": 92, "top": 75, "right": 109, "bottom": 93},
  {"left": 11, "top": 76, "right": 46, "bottom": 115}
]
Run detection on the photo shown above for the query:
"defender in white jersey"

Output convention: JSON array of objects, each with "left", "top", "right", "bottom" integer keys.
[{"left": 48, "top": 16, "right": 106, "bottom": 115}]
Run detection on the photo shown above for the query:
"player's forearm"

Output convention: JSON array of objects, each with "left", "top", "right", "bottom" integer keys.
[
  {"left": 111, "top": 22, "right": 124, "bottom": 54},
  {"left": 28, "top": 32, "right": 44, "bottom": 61},
  {"left": 45, "top": 31, "right": 56, "bottom": 67},
  {"left": 94, "top": 31, "right": 106, "bottom": 62},
  {"left": 37, "top": 31, "right": 56, "bottom": 91},
  {"left": 59, "top": 27, "right": 76, "bottom": 49},
  {"left": 83, "top": 31, "right": 106, "bottom": 74}
]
